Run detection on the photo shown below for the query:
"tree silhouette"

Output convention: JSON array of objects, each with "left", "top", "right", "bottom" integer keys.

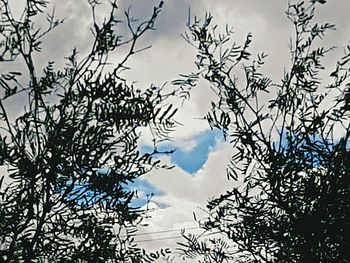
[
  {"left": 175, "top": 1, "right": 350, "bottom": 262},
  {"left": 0, "top": 0, "right": 176, "bottom": 262}
]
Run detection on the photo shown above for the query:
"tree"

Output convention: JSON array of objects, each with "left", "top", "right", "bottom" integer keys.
[
  {"left": 0, "top": 0, "right": 176, "bottom": 262},
  {"left": 175, "top": 1, "right": 350, "bottom": 262}
]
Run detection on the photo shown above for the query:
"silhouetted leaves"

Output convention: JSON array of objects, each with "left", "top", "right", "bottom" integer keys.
[
  {"left": 0, "top": 0, "right": 174, "bottom": 262},
  {"left": 177, "top": 1, "right": 350, "bottom": 262}
]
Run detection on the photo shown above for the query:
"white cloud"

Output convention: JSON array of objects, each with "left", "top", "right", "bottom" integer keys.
[
  {"left": 130, "top": 1, "right": 350, "bottom": 255},
  {"left": 2, "top": 0, "right": 350, "bottom": 260},
  {"left": 135, "top": 141, "right": 235, "bottom": 255}
]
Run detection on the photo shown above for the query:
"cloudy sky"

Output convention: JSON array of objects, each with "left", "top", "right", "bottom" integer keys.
[
  {"left": 111, "top": 0, "right": 350, "bottom": 254},
  {"left": 2, "top": 0, "right": 350, "bottom": 258}
]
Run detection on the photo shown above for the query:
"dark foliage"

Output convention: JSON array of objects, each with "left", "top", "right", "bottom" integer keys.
[
  {"left": 175, "top": 1, "right": 350, "bottom": 262},
  {"left": 0, "top": 0, "right": 176, "bottom": 262}
]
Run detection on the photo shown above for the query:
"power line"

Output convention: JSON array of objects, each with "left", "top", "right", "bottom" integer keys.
[
  {"left": 131, "top": 226, "right": 200, "bottom": 237},
  {"left": 118, "top": 226, "right": 205, "bottom": 243},
  {"left": 135, "top": 230, "right": 222, "bottom": 244},
  {"left": 136, "top": 235, "right": 184, "bottom": 243}
]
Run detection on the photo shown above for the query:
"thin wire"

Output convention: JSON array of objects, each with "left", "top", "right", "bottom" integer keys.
[
  {"left": 130, "top": 226, "right": 200, "bottom": 237},
  {"left": 135, "top": 230, "right": 218, "bottom": 244},
  {"left": 136, "top": 235, "right": 183, "bottom": 243}
]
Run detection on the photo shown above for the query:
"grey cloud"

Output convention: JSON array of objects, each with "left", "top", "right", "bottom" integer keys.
[{"left": 118, "top": 0, "right": 206, "bottom": 41}]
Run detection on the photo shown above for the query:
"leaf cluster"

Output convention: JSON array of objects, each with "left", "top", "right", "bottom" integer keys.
[
  {"left": 0, "top": 0, "right": 176, "bottom": 262},
  {"left": 176, "top": 1, "right": 350, "bottom": 262}
]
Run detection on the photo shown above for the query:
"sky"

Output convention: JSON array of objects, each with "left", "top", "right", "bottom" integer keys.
[
  {"left": 107, "top": 0, "right": 350, "bottom": 254},
  {"left": 2, "top": 0, "right": 350, "bottom": 259}
]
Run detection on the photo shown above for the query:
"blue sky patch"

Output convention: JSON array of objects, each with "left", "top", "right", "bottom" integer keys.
[
  {"left": 130, "top": 177, "right": 167, "bottom": 208},
  {"left": 60, "top": 129, "right": 225, "bottom": 208},
  {"left": 140, "top": 129, "right": 224, "bottom": 174}
]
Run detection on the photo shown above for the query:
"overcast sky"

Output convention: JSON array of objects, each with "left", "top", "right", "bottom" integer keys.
[{"left": 2, "top": 0, "right": 350, "bottom": 260}]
